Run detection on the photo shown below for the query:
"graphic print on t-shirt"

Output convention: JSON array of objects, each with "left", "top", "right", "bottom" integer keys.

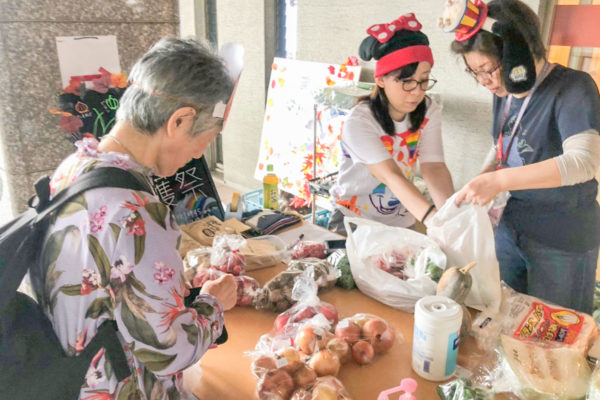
[
  {"left": 368, "top": 183, "right": 409, "bottom": 217},
  {"left": 378, "top": 117, "right": 429, "bottom": 178},
  {"left": 399, "top": 130, "right": 420, "bottom": 165}
]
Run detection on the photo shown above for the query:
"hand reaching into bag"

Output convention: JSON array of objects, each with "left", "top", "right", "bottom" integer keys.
[
  {"left": 454, "top": 171, "right": 502, "bottom": 207},
  {"left": 201, "top": 274, "right": 237, "bottom": 311}
]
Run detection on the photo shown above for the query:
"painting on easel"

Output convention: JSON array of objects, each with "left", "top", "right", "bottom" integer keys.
[{"left": 254, "top": 57, "right": 361, "bottom": 207}]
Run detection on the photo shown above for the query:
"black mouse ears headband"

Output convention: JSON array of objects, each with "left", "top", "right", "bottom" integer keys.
[{"left": 439, "top": 0, "right": 537, "bottom": 94}]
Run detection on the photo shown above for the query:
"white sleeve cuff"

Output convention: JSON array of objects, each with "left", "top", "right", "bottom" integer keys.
[{"left": 554, "top": 130, "right": 600, "bottom": 186}]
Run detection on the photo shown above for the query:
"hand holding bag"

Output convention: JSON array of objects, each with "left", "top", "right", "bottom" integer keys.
[{"left": 426, "top": 193, "right": 501, "bottom": 313}]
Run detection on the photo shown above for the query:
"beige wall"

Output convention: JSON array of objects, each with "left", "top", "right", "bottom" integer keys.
[
  {"left": 215, "top": 0, "right": 541, "bottom": 193},
  {"left": 216, "top": 0, "right": 272, "bottom": 192}
]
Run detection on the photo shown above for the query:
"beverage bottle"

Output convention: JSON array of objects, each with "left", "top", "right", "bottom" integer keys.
[{"left": 263, "top": 164, "right": 279, "bottom": 210}]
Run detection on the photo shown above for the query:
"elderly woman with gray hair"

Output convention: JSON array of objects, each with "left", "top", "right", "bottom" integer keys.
[{"left": 33, "top": 38, "right": 238, "bottom": 399}]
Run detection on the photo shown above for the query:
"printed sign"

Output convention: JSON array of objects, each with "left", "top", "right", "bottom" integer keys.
[{"left": 152, "top": 157, "right": 224, "bottom": 224}]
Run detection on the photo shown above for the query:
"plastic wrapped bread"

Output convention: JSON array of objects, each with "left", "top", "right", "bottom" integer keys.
[{"left": 472, "top": 284, "right": 598, "bottom": 399}]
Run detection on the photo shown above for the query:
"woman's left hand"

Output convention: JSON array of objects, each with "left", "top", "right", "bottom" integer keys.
[{"left": 454, "top": 171, "right": 501, "bottom": 206}]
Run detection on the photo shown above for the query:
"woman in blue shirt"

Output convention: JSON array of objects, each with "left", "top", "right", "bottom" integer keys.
[{"left": 450, "top": 0, "right": 600, "bottom": 313}]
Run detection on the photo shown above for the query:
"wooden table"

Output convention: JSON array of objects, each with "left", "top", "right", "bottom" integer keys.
[{"left": 182, "top": 262, "right": 460, "bottom": 400}]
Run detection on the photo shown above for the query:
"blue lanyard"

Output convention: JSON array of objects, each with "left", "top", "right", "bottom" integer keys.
[{"left": 497, "top": 62, "right": 552, "bottom": 167}]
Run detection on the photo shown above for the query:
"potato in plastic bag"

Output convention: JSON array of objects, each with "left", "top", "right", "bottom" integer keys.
[{"left": 254, "top": 259, "right": 339, "bottom": 312}]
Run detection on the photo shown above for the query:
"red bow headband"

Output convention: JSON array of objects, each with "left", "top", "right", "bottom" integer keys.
[
  {"left": 366, "top": 14, "right": 434, "bottom": 78},
  {"left": 367, "top": 13, "right": 423, "bottom": 43}
]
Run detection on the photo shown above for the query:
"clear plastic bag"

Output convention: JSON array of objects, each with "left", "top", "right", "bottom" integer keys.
[
  {"left": 343, "top": 217, "right": 446, "bottom": 312},
  {"left": 191, "top": 267, "right": 224, "bottom": 288},
  {"left": 249, "top": 285, "right": 339, "bottom": 400},
  {"left": 487, "top": 191, "right": 510, "bottom": 227},
  {"left": 254, "top": 259, "right": 339, "bottom": 312},
  {"left": 436, "top": 377, "right": 493, "bottom": 400},
  {"left": 334, "top": 313, "right": 401, "bottom": 365},
  {"left": 185, "top": 245, "right": 212, "bottom": 270},
  {"left": 210, "top": 233, "right": 247, "bottom": 275},
  {"left": 270, "top": 271, "right": 339, "bottom": 337},
  {"left": 190, "top": 267, "right": 259, "bottom": 307},
  {"left": 291, "top": 240, "right": 327, "bottom": 260},
  {"left": 327, "top": 249, "right": 356, "bottom": 290},
  {"left": 235, "top": 275, "right": 260, "bottom": 307},
  {"left": 370, "top": 247, "right": 416, "bottom": 280},
  {"left": 290, "top": 376, "right": 353, "bottom": 399}
]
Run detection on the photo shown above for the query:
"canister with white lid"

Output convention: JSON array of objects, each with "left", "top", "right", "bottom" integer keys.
[{"left": 412, "top": 295, "right": 462, "bottom": 381}]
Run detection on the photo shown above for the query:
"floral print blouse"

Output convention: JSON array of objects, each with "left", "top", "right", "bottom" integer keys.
[{"left": 33, "top": 138, "right": 224, "bottom": 400}]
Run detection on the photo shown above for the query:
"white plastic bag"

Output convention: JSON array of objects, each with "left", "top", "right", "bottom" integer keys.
[
  {"left": 344, "top": 217, "right": 446, "bottom": 313},
  {"left": 426, "top": 193, "right": 501, "bottom": 313}
]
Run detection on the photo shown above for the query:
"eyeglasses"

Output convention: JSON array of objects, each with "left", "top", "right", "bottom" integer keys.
[
  {"left": 398, "top": 78, "right": 438, "bottom": 92},
  {"left": 465, "top": 64, "right": 501, "bottom": 82}
]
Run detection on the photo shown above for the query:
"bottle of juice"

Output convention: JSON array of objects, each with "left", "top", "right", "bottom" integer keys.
[{"left": 263, "top": 164, "right": 279, "bottom": 210}]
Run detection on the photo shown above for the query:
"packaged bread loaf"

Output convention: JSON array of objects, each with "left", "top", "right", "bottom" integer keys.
[{"left": 472, "top": 284, "right": 598, "bottom": 399}]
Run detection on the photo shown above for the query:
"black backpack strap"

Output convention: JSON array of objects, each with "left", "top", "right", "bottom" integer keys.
[
  {"left": 4, "top": 167, "right": 153, "bottom": 380},
  {"left": 0, "top": 168, "right": 151, "bottom": 299},
  {"left": 80, "top": 320, "right": 131, "bottom": 381},
  {"left": 33, "top": 167, "right": 153, "bottom": 221}
]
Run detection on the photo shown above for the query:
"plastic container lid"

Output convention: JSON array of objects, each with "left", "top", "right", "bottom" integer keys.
[{"left": 415, "top": 295, "right": 462, "bottom": 323}]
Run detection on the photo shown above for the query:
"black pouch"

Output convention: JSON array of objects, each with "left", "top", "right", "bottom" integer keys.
[{"left": 185, "top": 287, "right": 228, "bottom": 344}]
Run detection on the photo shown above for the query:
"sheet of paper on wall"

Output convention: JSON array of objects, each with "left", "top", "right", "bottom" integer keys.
[
  {"left": 254, "top": 58, "right": 361, "bottom": 203},
  {"left": 55, "top": 35, "right": 121, "bottom": 88}
]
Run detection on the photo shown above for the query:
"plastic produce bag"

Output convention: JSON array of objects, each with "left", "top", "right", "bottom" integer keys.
[
  {"left": 185, "top": 245, "right": 212, "bottom": 270},
  {"left": 334, "top": 313, "right": 401, "bottom": 364},
  {"left": 327, "top": 250, "right": 356, "bottom": 290},
  {"left": 290, "top": 376, "right": 354, "bottom": 399},
  {"left": 426, "top": 193, "right": 501, "bottom": 313},
  {"left": 210, "top": 233, "right": 247, "bottom": 275},
  {"left": 343, "top": 217, "right": 446, "bottom": 312},
  {"left": 235, "top": 275, "right": 260, "bottom": 307},
  {"left": 271, "top": 270, "right": 339, "bottom": 337},
  {"left": 254, "top": 258, "right": 339, "bottom": 312},
  {"left": 291, "top": 240, "right": 327, "bottom": 259},
  {"left": 436, "top": 378, "right": 492, "bottom": 400},
  {"left": 190, "top": 267, "right": 260, "bottom": 307}
]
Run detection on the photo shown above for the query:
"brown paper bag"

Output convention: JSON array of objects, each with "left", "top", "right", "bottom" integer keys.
[
  {"left": 181, "top": 216, "right": 250, "bottom": 247},
  {"left": 240, "top": 236, "right": 287, "bottom": 271}
]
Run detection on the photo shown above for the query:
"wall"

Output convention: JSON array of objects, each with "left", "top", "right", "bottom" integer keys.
[
  {"left": 0, "top": 0, "right": 549, "bottom": 220},
  {"left": 216, "top": 0, "right": 541, "bottom": 194},
  {"left": 215, "top": 0, "right": 274, "bottom": 193},
  {"left": 0, "top": 0, "right": 179, "bottom": 223}
]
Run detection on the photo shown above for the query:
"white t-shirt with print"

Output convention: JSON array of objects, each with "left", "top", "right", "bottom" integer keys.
[{"left": 329, "top": 98, "right": 444, "bottom": 228}]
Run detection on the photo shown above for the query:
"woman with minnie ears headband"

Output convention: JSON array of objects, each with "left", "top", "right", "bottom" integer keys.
[
  {"left": 328, "top": 13, "right": 454, "bottom": 235},
  {"left": 446, "top": 0, "right": 600, "bottom": 313}
]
